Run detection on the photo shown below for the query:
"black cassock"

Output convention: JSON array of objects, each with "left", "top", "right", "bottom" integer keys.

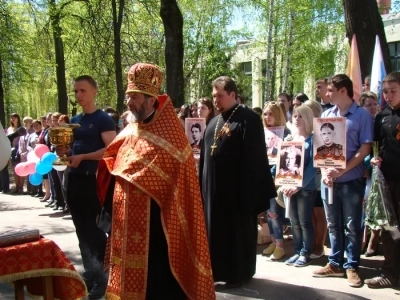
[{"left": 199, "top": 104, "right": 276, "bottom": 284}]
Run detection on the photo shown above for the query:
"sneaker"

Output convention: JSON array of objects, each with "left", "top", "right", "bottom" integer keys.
[
  {"left": 270, "top": 247, "right": 285, "bottom": 260},
  {"left": 262, "top": 243, "right": 276, "bottom": 256},
  {"left": 365, "top": 276, "right": 396, "bottom": 289},
  {"left": 294, "top": 255, "right": 311, "bottom": 267},
  {"left": 346, "top": 269, "right": 362, "bottom": 287},
  {"left": 310, "top": 250, "right": 325, "bottom": 259},
  {"left": 285, "top": 254, "right": 300, "bottom": 266},
  {"left": 312, "top": 263, "right": 344, "bottom": 277}
]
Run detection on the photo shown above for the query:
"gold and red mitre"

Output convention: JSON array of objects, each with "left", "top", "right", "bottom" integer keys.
[{"left": 126, "top": 63, "right": 162, "bottom": 98}]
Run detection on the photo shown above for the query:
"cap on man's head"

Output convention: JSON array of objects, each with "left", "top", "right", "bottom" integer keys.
[{"left": 126, "top": 63, "right": 163, "bottom": 98}]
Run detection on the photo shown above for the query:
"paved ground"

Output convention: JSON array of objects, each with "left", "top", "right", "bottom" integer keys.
[{"left": 1, "top": 192, "right": 399, "bottom": 300}]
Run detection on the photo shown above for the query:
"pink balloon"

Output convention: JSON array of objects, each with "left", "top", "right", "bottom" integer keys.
[
  {"left": 26, "top": 161, "right": 37, "bottom": 175},
  {"left": 15, "top": 163, "right": 30, "bottom": 177},
  {"left": 34, "top": 144, "right": 50, "bottom": 159},
  {"left": 27, "top": 151, "right": 40, "bottom": 163}
]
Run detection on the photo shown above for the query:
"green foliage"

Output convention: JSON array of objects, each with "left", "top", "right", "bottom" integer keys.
[{"left": 1, "top": 0, "right": 348, "bottom": 118}]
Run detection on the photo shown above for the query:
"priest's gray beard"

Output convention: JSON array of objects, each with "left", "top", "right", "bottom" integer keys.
[{"left": 128, "top": 100, "right": 148, "bottom": 123}]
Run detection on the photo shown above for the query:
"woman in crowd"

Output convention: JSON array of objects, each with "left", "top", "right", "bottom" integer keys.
[
  {"left": 359, "top": 91, "right": 380, "bottom": 256},
  {"left": 27, "top": 119, "right": 46, "bottom": 198},
  {"left": 284, "top": 105, "right": 317, "bottom": 267},
  {"left": 292, "top": 93, "right": 309, "bottom": 109},
  {"left": 7, "top": 113, "right": 23, "bottom": 194},
  {"left": 58, "top": 114, "right": 70, "bottom": 125},
  {"left": 262, "top": 101, "right": 290, "bottom": 260},
  {"left": 177, "top": 104, "right": 191, "bottom": 128},
  {"left": 190, "top": 102, "right": 199, "bottom": 118},
  {"left": 18, "top": 116, "right": 34, "bottom": 195},
  {"left": 304, "top": 100, "right": 327, "bottom": 259},
  {"left": 197, "top": 97, "right": 215, "bottom": 125}
]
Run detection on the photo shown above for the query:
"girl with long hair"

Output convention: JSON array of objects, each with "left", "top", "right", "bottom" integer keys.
[{"left": 283, "top": 105, "right": 318, "bottom": 267}]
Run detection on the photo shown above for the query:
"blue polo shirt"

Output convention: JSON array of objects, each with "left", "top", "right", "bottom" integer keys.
[
  {"left": 321, "top": 101, "right": 374, "bottom": 183},
  {"left": 70, "top": 109, "right": 116, "bottom": 174}
]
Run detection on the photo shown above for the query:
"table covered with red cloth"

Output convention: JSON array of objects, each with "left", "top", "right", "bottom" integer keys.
[{"left": 0, "top": 237, "right": 87, "bottom": 299}]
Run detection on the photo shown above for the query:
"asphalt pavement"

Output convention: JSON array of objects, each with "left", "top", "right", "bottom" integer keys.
[{"left": 1, "top": 192, "right": 399, "bottom": 300}]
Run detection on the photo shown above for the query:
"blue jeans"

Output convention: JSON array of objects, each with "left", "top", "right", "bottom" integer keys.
[
  {"left": 322, "top": 177, "right": 365, "bottom": 269},
  {"left": 289, "top": 189, "right": 316, "bottom": 257},
  {"left": 267, "top": 198, "right": 284, "bottom": 241}
]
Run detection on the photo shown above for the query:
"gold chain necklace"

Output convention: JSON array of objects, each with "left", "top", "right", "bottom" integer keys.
[{"left": 211, "top": 104, "right": 240, "bottom": 155}]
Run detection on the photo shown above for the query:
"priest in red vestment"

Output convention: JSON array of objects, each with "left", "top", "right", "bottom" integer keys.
[{"left": 97, "top": 63, "right": 215, "bottom": 300}]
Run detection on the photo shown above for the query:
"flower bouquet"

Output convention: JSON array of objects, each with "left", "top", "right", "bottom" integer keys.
[{"left": 365, "top": 142, "right": 400, "bottom": 241}]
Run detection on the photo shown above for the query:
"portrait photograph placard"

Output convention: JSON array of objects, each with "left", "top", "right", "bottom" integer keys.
[
  {"left": 275, "top": 141, "right": 305, "bottom": 187},
  {"left": 264, "top": 126, "right": 285, "bottom": 165},
  {"left": 185, "top": 118, "right": 206, "bottom": 157},
  {"left": 313, "top": 117, "right": 346, "bottom": 169}
]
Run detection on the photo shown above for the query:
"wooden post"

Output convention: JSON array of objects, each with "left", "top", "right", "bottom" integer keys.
[
  {"left": 14, "top": 280, "right": 25, "bottom": 300},
  {"left": 42, "top": 276, "right": 54, "bottom": 300}
]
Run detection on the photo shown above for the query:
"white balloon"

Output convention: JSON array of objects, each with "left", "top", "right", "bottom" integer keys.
[
  {"left": 0, "top": 123, "right": 11, "bottom": 170},
  {"left": 27, "top": 151, "right": 40, "bottom": 163}
]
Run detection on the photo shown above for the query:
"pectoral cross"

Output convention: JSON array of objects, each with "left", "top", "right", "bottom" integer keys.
[{"left": 211, "top": 144, "right": 217, "bottom": 155}]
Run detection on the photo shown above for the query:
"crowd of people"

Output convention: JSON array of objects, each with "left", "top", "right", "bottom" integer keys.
[{"left": 1, "top": 64, "right": 400, "bottom": 299}]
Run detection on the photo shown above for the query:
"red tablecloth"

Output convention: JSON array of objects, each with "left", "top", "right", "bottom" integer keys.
[{"left": 0, "top": 238, "right": 87, "bottom": 299}]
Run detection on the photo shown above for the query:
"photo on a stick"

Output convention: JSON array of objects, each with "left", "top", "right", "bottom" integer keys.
[
  {"left": 185, "top": 118, "right": 206, "bottom": 157},
  {"left": 264, "top": 126, "right": 284, "bottom": 165},
  {"left": 275, "top": 141, "right": 305, "bottom": 187},
  {"left": 313, "top": 117, "right": 346, "bottom": 169}
]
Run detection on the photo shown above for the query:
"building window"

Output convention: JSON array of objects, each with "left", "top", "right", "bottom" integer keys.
[
  {"left": 389, "top": 42, "right": 400, "bottom": 72},
  {"left": 242, "top": 61, "right": 252, "bottom": 75}
]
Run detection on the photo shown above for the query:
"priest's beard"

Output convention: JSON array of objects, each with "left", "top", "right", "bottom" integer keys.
[{"left": 128, "top": 99, "right": 148, "bottom": 123}]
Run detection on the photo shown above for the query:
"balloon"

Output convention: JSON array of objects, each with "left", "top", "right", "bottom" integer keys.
[
  {"left": 42, "top": 152, "right": 57, "bottom": 165},
  {"left": 29, "top": 173, "right": 43, "bottom": 186},
  {"left": 26, "top": 161, "right": 37, "bottom": 175},
  {"left": 15, "top": 163, "right": 30, "bottom": 177},
  {"left": 35, "top": 161, "right": 53, "bottom": 175},
  {"left": 34, "top": 144, "right": 50, "bottom": 159},
  {"left": 0, "top": 123, "right": 10, "bottom": 170},
  {"left": 27, "top": 151, "right": 40, "bottom": 163}
]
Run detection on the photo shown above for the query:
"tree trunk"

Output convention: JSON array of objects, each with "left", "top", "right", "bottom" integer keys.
[
  {"left": 49, "top": 0, "right": 68, "bottom": 114},
  {"left": 160, "top": 0, "right": 184, "bottom": 107},
  {"left": 342, "top": 0, "right": 392, "bottom": 80},
  {"left": 283, "top": 11, "right": 294, "bottom": 92},
  {"left": 0, "top": 55, "right": 5, "bottom": 127},
  {"left": 264, "top": 0, "right": 274, "bottom": 101},
  {"left": 112, "top": 0, "right": 125, "bottom": 113}
]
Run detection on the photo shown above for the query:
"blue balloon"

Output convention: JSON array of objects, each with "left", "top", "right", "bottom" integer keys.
[
  {"left": 42, "top": 152, "right": 57, "bottom": 165},
  {"left": 35, "top": 161, "right": 53, "bottom": 175},
  {"left": 29, "top": 173, "right": 43, "bottom": 186}
]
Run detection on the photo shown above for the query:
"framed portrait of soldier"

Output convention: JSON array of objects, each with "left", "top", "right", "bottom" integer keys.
[
  {"left": 313, "top": 117, "right": 346, "bottom": 169},
  {"left": 264, "top": 126, "right": 284, "bottom": 165},
  {"left": 185, "top": 118, "right": 206, "bottom": 159},
  {"left": 275, "top": 141, "right": 305, "bottom": 187}
]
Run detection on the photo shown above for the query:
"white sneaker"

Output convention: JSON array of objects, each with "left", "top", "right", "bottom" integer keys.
[{"left": 310, "top": 250, "right": 325, "bottom": 260}]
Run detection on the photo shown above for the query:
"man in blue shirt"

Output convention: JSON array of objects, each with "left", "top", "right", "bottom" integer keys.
[
  {"left": 312, "top": 74, "right": 374, "bottom": 288},
  {"left": 57, "top": 75, "right": 116, "bottom": 299}
]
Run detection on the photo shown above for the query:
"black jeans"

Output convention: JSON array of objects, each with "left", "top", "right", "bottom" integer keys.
[
  {"left": 381, "top": 180, "right": 400, "bottom": 279},
  {"left": 0, "top": 165, "right": 10, "bottom": 191},
  {"left": 67, "top": 172, "right": 107, "bottom": 283}
]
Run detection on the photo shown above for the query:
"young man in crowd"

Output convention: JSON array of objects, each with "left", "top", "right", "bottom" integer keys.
[
  {"left": 315, "top": 78, "right": 334, "bottom": 112},
  {"left": 364, "top": 72, "right": 400, "bottom": 288},
  {"left": 312, "top": 74, "right": 374, "bottom": 288}
]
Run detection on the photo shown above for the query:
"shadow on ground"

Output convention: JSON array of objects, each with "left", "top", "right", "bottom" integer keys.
[{"left": 216, "top": 277, "right": 371, "bottom": 300}]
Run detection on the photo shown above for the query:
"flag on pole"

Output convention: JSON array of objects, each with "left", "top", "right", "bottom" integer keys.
[
  {"left": 346, "top": 34, "right": 363, "bottom": 104},
  {"left": 371, "top": 35, "right": 387, "bottom": 107}
]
